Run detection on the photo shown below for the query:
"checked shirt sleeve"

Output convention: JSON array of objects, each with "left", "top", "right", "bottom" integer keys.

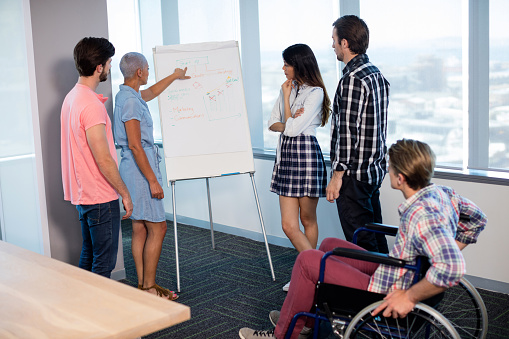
[
  {"left": 441, "top": 186, "right": 487, "bottom": 245},
  {"left": 331, "top": 75, "right": 365, "bottom": 172},
  {"left": 411, "top": 213, "right": 466, "bottom": 288}
]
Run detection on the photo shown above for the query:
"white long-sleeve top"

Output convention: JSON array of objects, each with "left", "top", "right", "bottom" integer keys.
[{"left": 267, "top": 83, "right": 324, "bottom": 137}]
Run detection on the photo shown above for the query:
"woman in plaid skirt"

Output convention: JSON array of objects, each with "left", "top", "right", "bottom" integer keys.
[{"left": 268, "top": 44, "right": 331, "bottom": 291}]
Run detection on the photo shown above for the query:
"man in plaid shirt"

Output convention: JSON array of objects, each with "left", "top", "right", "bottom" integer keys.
[
  {"left": 239, "top": 139, "right": 487, "bottom": 339},
  {"left": 326, "top": 15, "right": 390, "bottom": 253},
  {"left": 368, "top": 139, "right": 486, "bottom": 318}
]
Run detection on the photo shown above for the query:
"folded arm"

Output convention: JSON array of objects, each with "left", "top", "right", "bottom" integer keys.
[{"left": 283, "top": 87, "right": 323, "bottom": 137}]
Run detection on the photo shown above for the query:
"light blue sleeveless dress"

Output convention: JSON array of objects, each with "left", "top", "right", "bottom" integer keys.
[{"left": 113, "top": 85, "right": 165, "bottom": 222}]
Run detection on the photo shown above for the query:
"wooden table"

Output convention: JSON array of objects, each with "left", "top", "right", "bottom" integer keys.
[{"left": 0, "top": 240, "right": 190, "bottom": 339}]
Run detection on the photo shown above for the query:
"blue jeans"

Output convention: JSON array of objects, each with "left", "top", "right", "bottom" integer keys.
[{"left": 76, "top": 199, "right": 120, "bottom": 278}]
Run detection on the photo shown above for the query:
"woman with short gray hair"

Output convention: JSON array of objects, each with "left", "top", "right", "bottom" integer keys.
[{"left": 113, "top": 52, "right": 190, "bottom": 300}]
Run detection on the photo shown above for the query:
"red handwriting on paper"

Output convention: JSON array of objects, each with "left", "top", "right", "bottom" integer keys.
[{"left": 171, "top": 106, "right": 204, "bottom": 121}]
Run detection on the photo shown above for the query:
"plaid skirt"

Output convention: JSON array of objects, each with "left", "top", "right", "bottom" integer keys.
[{"left": 270, "top": 134, "right": 327, "bottom": 197}]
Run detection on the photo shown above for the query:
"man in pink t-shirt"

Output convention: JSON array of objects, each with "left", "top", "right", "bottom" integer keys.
[{"left": 61, "top": 37, "right": 133, "bottom": 278}]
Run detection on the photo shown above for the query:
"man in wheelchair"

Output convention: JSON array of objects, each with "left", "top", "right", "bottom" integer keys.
[{"left": 239, "top": 139, "right": 487, "bottom": 339}]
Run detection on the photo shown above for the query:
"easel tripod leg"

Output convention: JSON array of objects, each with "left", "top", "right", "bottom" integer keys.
[
  {"left": 206, "top": 178, "right": 215, "bottom": 249},
  {"left": 171, "top": 181, "right": 181, "bottom": 292},
  {"left": 250, "top": 172, "right": 276, "bottom": 281}
]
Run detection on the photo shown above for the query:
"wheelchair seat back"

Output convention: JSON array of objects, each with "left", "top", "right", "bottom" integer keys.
[
  {"left": 315, "top": 283, "right": 384, "bottom": 315},
  {"left": 315, "top": 255, "right": 445, "bottom": 316}
]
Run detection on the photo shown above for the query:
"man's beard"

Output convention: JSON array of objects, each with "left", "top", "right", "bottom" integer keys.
[
  {"left": 99, "top": 69, "right": 109, "bottom": 82},
  {"left": 336, "top": 51, "right": 344, "bottom": 62}
]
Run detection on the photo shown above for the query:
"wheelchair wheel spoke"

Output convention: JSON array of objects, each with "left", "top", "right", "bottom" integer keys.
[
  {"left": 405, "top": 313, "right": 419, "bottom": 336},
  {"left": 435, "top": 279, "right": 487, "bottom": 339},
  {"left": 453, "top": 325, "right": 481, "bottom": 339},
  {"left": 345, "top": 301, "right": 460, "bottom": 339},
  {"left": 360, "top": 319, "right": 387, "bottom": 338},
  {"left": 395, "top": 318, "right": 403, "bottom": 338},
  {"left": 381, "top": 317, "right": 392, "bottom": 339}
]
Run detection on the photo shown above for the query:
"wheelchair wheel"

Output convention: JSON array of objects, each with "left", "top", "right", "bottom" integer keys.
[
  {"left": 344, "top": 301, "right": 460, "bottom": 339},
  {"left": 435, "top": 277, "right": 488, "bottom": 339}
]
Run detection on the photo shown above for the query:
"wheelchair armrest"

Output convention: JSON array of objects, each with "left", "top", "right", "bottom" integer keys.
[
  {"left": 363, "top": 223, "right": 399, "bottom": 236},
  {"left": 331, "top": 247, "right": 407, "bottom": 267}
]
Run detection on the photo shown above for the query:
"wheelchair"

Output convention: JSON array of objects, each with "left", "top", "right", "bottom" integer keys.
[{"left": 285, "top": 220, "right": 488, "bottom": 339}]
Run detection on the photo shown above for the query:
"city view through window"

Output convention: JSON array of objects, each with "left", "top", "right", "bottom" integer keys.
[
  {"left": 489, "top": 0, "right": 509, "bottom": 169},
  {"left": 261, "top": 0, "right": 509, "bottom": 170},
  {"left": 106, "top": 0, "right": 509, "bottom": 171}
]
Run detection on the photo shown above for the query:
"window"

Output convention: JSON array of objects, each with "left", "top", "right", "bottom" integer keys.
[
  {"left": 107, "top": 0, "right": 141, "bottom": 134},
  {"left": 178, "top": 0, "right": 239, "bottom": 45},
  {"left": 0, "top": 0, "right": 45, "bottom": 252},
  {"left": 1, "top": 0, "right": 36, "bottom": 158},
  {"left": 107, "top": 0, "right": 509, "bottom": 174},
  {"left": 107, "top": 0, "right": 239, "bottom": 142},
  {"left": 258, "top": 0, "right": 339, "bottom": 153},
  {"left": 489, "top": 0, "right": 509, "bottom": 169},
  {"left": 361, "top": 0, "right": 464, "bottom": 168}
]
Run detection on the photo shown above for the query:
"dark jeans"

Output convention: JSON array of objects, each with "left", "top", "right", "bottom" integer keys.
[
  {"left": 76, "top": 199, "right": 120, "bottom": 278},
  {"left": 336, "top": 175, "right": 389, "bottom": 253}
]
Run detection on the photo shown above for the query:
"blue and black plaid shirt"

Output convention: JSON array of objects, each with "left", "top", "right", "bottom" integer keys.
[{"left": 330, "top": 54, "right": 390, "bottom": 185}]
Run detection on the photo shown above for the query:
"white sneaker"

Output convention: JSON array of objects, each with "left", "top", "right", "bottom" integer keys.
[
  {"left": 239, "top": 328, "right": 274, "bottom": 338},
  {"left": 269, "top": 310, "right": 279, "bottom": 327},
  {"left": 282, "top": 281, "right": 290, "bottom": 292},
  {"left": 299, "top": 326, "right": 313, "bottom": 338}
]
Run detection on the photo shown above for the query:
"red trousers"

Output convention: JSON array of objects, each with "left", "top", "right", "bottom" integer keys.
[{"left": 274, "top": 238, "right": 380, "bottom": 339}]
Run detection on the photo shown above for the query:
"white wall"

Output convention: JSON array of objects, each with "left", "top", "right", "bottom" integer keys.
[
  {"left": 380, "top": 176, "right": 509, "bottom": 288},
  {"left": 151, "top": 154, "right": 509, "bottom": 290}
]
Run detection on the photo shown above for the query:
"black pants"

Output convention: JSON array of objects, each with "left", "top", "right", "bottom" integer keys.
[{"left": 335, "top": 175, "right": 389, "bottom": 253}]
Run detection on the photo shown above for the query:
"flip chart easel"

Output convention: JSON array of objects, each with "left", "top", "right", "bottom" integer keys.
[{"left": 153, "top": 41, "right": 275, "bottom": 291}]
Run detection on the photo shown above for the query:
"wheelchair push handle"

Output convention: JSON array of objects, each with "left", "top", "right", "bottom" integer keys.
[
  {"left": 362, "top": 223, "right": 398, "bottom": 235},
  {"left": 354, "top": 213, "right": 472, "bottom": 243},
  {"left": 331, "top": 247, "right": 407, "bottom": 267}
]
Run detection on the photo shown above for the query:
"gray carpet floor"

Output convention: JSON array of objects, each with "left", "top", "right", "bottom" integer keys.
[{"left": 119, "top": 220, "right": 509, "bottom": 338}]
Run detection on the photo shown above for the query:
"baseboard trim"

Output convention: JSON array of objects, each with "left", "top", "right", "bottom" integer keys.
[
  {"left": 164, "top": 213, "right": 294, "bottom": 248},
  {"left": 164, "top": 213, "right": 509, "bottom": 295},
  {"left": 465, "top": 274, "right": 509, "bottom": 294}
]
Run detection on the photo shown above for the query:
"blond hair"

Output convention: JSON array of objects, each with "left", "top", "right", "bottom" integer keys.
[{"left": 388, "top": 139, "right": 435, "bottom": 190}]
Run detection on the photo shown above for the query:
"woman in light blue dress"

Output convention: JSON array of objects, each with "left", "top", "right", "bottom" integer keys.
[{"left": 114, "top": 52, "right": 189, "bottom": 300}]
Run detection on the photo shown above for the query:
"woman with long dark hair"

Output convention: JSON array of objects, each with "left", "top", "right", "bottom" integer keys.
[{"left": 268, "top": 44, "right": 331, "bottom": 291}]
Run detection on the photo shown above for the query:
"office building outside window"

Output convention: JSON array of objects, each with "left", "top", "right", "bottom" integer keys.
[
  {"left": 107, "top": 0, "right": 509, "bottom": 174},
  {"left": 489, "top": 0, "right": 509, "bottom": 169},
  {"left": 258, "top": 0, "right": 338, "bottom": 153},
  {"left": 361, "top": 0, "right": 464, "bottom": 168}
]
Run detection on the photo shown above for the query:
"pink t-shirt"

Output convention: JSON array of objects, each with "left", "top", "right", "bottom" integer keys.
[{"left": 61, "top": 83, "right": 119, "bottom": 205}]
